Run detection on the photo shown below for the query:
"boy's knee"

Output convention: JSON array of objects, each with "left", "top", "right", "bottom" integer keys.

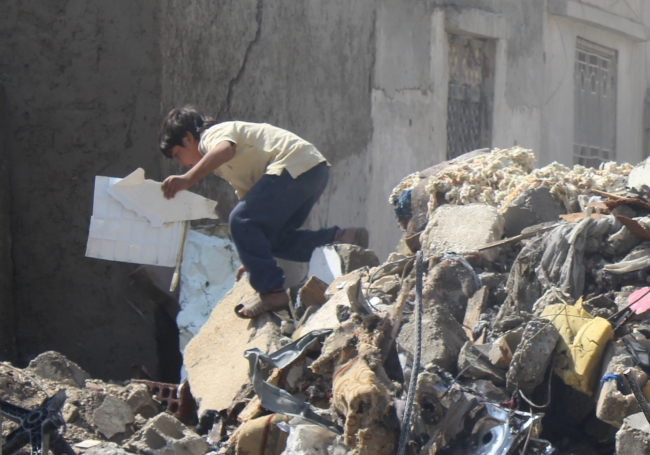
[{"left": 229, "top": 204, "right": 246, "bottom": 231}]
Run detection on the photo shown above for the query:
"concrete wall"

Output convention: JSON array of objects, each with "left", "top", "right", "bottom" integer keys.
[
  {"left": 368, "top": 0, "right": 546, "bottom": 259},
  {"left": 161, "top": 0, "right": 376, "bottom": 268},
  {"left": 543, "top": 0, "right": 650, "bottom": 166},
  {"left": 0, "top": 84, "right": 14, "bottom": 361},
  {"left": 0, "top": 0, "right": 164, "bottom": 379}
]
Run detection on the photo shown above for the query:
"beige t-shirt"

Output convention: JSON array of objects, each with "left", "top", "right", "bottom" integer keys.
[{"left": 199, "top": 121, "right": 329, "bottom": 199}]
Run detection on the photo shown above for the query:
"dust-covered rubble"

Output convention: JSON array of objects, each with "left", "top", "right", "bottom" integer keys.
[{"left": 10, "top": 148, "right": 650, "bottom": 455}]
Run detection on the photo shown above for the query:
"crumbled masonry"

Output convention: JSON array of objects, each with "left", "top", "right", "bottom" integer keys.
[{"left": 9, "top": 147, "right": 650, "bottom": 454}]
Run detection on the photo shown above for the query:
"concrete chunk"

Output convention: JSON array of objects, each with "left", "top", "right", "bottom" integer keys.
[
  {"left": 183, "top": 278, "right": 281, "bottom": 416},
  {"left": 332, "top": 244, "right": 380, "bottom": 274},
  {"left": 92, "top": 396, "right": 134, "bottom": 439},
  {"left": 457, "top": 341, "right": 506, "bottom": 385},
  {"left": 26, "top": 351, "right": 91, "bottom": 388},
  {"left": 502, "top": 187, "right": 563, "bottom": 236},
  {"left": 616, "top": 412, "right": 650, "bottom": 455},
  {"left": 420, "top": 204, "right": 505, "bottom": 261},
  {"left": 298, "top": 275, "right": 328, "bottom": 307},
  {"left": 125, "top": 413, "right": 209, "bottom": 455},
  {"left": 506, "top": 317, "right": 559, "bottom": 394},
  {"left": 398, "top": 305, "right": 467, "bottom": 372},
  {"left": 125, "top": 383, "right": 160, "bottom": 419}
]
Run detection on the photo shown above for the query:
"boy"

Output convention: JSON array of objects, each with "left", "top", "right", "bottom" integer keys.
[{"left": 158, "top": 106, "right": 368, "bottom": 318}]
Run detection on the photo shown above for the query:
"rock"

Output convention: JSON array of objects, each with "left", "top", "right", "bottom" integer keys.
[
  {"left": 332, "top": 244, "right": 380, "bottom": 274},
  {"left": 183, "top": 277, "right": 282, "bottom": 416},
  {"left": 423, "top": 258, "right": 480, "bottom": 323},
  {"left": 506, "top": 317, "right": 559, "bottom": 394},
  {"left": 596, "top": 342, "right": 647, "bottom": 427},
  {"left": 125, "top": 383, "right": 160, "bottom": 418},
  {"left": 616, "top": 412, "right": 650, "bottom": 455},
  {"left": 502, "top": 187, "right": 563, "bottom": 236},
  {"left": 62, "top": 402, "right": 79, "bottom": 423},
  {"left": 627, "top": 157, "right": 650, "bottom": 193},
  {"left": 462, "top": 286, "right": 488, "bottom": 339},
  {"left": 125, "top": 413, "right": 209, "bottom": 455},
  {"left": 298, "top": 275, "right": 328, "bottom": 307},
  {"left": 457, "top": 341, "right": 506, "bottom": 385},
  {"left": 297, "top": 271, "right": 367, "bottom": 337},
  {"left": 26, "top": 351, "right": 90, "bottom": 387},
  {"left": 486, "top": 328, "right": 523, "bottom": 369},
  {"left": 84, "top": 442, "right": 134, "bottom": 455},
  {"left": 92, "top": 396, "right": 135, "bottom": 439},
  {"left": 398, "top": 305, "right": 467, "bottom": 372},
  {"left": 420, "top": 204, "right": 505, "bottom": 261},
  {"left": 597, "top": 380, "right": 641, "bottom": 428}
]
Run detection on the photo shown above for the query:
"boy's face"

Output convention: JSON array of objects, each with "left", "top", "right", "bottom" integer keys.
[{"left": 170, "top": 132, "right": 202, "bottom": 168}]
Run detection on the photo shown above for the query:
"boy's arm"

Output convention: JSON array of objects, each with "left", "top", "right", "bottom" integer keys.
[{"left": 162, "top": 140, "right": 236, "bottom": 199}]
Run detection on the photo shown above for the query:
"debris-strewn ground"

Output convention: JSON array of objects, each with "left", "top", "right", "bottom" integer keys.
[{"left": 8, "top": 147, "right": 650, "bottom": 455}]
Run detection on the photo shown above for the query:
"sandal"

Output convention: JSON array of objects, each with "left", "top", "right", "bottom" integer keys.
[{"left": 234, "top": 288, "right": 290, "bottom": 319}]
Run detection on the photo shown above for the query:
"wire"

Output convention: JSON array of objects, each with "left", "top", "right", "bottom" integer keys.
[{"left": 397, "top": 250, "right": 423, "bottom": 455}]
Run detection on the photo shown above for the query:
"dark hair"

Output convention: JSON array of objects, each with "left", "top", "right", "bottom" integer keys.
[{"left": 158, "top": 106, "right": 217, "bottom": 158}]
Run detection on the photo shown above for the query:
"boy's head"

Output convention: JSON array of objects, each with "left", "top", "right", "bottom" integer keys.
[{"left": 158, "top": 106, "right": 215, "bottom": 159}]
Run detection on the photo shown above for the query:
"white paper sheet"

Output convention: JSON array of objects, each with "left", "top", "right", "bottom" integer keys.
[{"left": 107, "top": 168, "right": 218, "bottom": 227}]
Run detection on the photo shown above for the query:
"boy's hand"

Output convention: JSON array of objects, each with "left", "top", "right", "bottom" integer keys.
[{"left": 162, "top": 175, "right": 192, "bottom": 199}]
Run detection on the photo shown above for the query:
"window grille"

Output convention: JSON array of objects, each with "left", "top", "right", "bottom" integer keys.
[
  {"left": 573, "top": 38, "right": 617, "bottom": 168},
  {"left": 446, "top": 34, "right": 494, "bottom": 160}
]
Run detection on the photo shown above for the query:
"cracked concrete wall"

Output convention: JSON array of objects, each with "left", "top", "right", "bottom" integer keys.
[
  {"left": 161, "top": 0, "right": 375, "bottom": 267},
  {"left": 0, "top": 0, "right": 164, "bottom": 379},
  {"left": 0, "top": 83, "right": 14, "bottom": 361}
]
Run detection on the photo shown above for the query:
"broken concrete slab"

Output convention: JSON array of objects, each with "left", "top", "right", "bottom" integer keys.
[
  {"left": 26, "top": 351, "right": 91, "bottom": 388},
  {"left": 124, "top": 413, "right": 209, "bottom": 455},
  {"left": 423, "top": 257, "right": 480, "bottom": 323},
  {"left": 616, "top": 412, "right": 650, "bottom": 455},
  {"left": 398, "top": 304, "right": 468, "bottom": 372},
  {"left": 457, "top": 341, "right": 506, "bottom": 385},
  {"left": 92, "top": 396, "right": 134, "bottom": 439},
  {"left": 506, "top": 317, "right": 560, "bottom": 394},
  {"left": 332, "top": 244, "right": 380, "bottom": 274},
  {"left": 84, "top": 442, "right": 133, "bottom": 455},
  {"left": 296, "top": 272, "right": 366, "bottom": 337},
  {"left": 297, "top": 275, "right": 328, "bottom": 308},
  {"left": 487, "top": 328, "right": 523, "bottom": 369},
  {"left": 420, "top": 204, "right": 505, "bottom": 261},
  {"left": 183, "top": 277, "right": 281, "bottom": 416},
  {"left": 502, "top": 187, "right": 564, "bottom": 236}
]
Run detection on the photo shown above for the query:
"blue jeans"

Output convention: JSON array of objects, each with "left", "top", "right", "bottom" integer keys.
[{"left": 229, "top": 162, "right": 338, "bottom": 293}]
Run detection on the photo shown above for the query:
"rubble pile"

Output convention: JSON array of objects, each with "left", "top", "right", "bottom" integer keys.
[
  {"left": 1, "top": 351, "right": 205, "bottom": 455},
  {"left": 8, "top": 147, "right": 650, "bottom": 455}
]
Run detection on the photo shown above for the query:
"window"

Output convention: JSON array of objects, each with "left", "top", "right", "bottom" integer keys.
[
  {"left": 446, "top": 34, "right": 495, "bottom": 160},
  {"left": 573, "top": 38, "right": 617, "bottom": 168}
]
